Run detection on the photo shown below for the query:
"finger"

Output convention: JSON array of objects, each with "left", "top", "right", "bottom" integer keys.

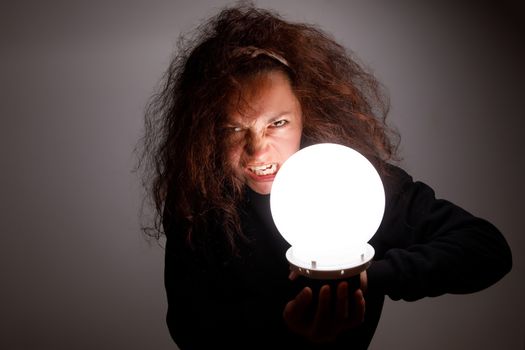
[
  {"left": 354, "top": 289, "right": 366, "bottom": 323},
  {"left": 313, "top": 284, "right": 332, "bottom": 331},
  {"left": 335, "top": 281, "right": 349, "bottom": 321},
  {"left": 343, "top": 289, "right": 366, "bottom": 329},
  {"left": 360, "top": 271, "right": 368, "bottom": 294},
  {"left": 288, "top": 270, "right": 299, "bottom": 281},
  {"left": 297, "top": 286, "right": 313, "bottom": 306},
  {"left": 283, "top": 287, "right": 313, "bottom": 329}
]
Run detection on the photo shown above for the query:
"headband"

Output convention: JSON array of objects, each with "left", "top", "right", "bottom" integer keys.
[{"left": 232, "top": 46, "right": 289, "bottom": 67}]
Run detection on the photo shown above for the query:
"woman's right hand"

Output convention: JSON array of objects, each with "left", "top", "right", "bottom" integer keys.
[{"left": 283, "top": 275, "right": 366, "bottom": 344}]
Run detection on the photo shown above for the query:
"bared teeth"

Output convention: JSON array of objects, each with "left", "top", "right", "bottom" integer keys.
[{"left": 249, "top": 163, "right": 277, "bottom": 176}]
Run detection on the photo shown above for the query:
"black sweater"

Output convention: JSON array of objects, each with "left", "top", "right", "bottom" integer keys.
[{"left": 164, "top": 165, "right": 512, "bottom": 349}]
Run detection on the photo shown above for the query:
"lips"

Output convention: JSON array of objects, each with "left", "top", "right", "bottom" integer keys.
[{"left": 247, "top": 163, "right": 278, "bottom": 176}]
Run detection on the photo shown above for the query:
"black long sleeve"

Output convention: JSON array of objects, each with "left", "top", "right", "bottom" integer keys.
[
  {"left": 163, "top": 165, "right": 512, "bottom": 349},
  {"left": 367, "top": 165, "right": 512, "bottom": 301},
  {"left": 163, "top": 194, "right": 295, "bottom": 349}
]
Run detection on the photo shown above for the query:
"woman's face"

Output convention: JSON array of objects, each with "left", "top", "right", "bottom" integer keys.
[{"left": 226, "top": 71, "right": 303, "bottom": 195}]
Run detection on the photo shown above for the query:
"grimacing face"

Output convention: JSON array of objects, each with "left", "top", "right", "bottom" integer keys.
[{"left": 226, "top": 71, "right": 303, "bottom": 195}]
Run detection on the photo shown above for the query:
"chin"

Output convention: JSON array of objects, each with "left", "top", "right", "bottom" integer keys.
[{"left": 247, "top": 182, "right": 273, "bottom": 195}]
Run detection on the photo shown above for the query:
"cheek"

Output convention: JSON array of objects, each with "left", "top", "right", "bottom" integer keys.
[
  {"left": 225, "top": 133, "right": 248, "bottom": 164},
  {"left": 227, "top": 145, "right": 244, "bottom": 169},
  {"left": 275, "top": 140, "right": 300, "bottom": 163},
  {"left": 285, "top": 130, "right": 302, "bottom": 154}
]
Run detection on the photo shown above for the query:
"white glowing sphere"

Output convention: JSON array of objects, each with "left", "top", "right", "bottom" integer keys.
[{"left": 270, "top": 143, "right": 385, "bottom": 272}]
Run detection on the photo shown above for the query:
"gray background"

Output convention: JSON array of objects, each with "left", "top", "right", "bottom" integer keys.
[{"left": 2, "top": 1, "right": 524, "bottom": 349}]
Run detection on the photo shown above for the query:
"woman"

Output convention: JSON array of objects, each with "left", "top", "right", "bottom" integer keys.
[{"left": 140, "top": 5, "right": 512, "bottom": 349}]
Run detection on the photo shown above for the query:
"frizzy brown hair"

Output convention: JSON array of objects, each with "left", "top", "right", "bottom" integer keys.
[{"left": 138, "top": 4, "right": 399, "bottom": 251}]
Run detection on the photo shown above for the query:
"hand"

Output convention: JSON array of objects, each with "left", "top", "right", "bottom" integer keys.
[{"left": 283, "top": 272, "right": 367, "bottom": 344}]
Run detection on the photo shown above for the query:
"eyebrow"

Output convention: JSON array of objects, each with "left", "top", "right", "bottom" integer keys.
[{"left": 228, "top": 111, "right": 293, "bottom": 125}]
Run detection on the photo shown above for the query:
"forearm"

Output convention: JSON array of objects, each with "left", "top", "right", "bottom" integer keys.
[
  {"left": 368, "top": 223, "right": 512, "bottom": 301},
  {"left": 368, "top": 168, "right": 512, "bottom": 301}
]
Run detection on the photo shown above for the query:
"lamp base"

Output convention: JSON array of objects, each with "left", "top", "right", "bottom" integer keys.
[
  {"left": 285, "top": 244, "right": 374, "bottom": 280},
  {"left": 286, "top": 245, "right": 374, "bottom": 315}
]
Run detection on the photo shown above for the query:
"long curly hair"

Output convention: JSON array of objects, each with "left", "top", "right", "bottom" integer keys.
[{"left": 138, "top": 4, "right": 399, "bottom": 251}]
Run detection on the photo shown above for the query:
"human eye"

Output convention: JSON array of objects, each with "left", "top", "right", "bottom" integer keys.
[
  {"left": 271, "top": 119, "right": 288, "bottom": 128},
  {"left": 225, "top": 125, "right": 244, "bottom": 133}
]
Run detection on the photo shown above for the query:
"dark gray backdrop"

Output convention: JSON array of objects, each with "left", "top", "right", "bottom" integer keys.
[{"left": 2, "top": 1, "right": 523, "bottom": 349}]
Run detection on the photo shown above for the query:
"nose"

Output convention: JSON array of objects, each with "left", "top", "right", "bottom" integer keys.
[{"left": 244, "top": 129, "right": 268, "bottom": 158}]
